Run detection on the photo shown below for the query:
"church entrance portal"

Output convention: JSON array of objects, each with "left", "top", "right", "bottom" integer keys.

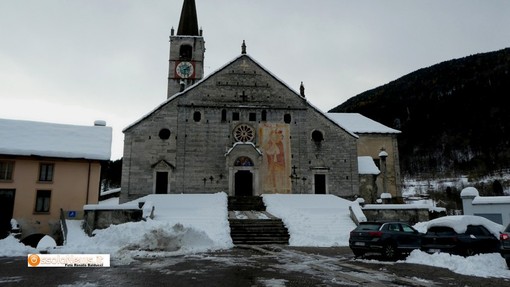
[
  {"left": 314, "top": 174, "right": 326, "bottom": 194},
  {"left": 235, "top": 170, "right": 253, "bottom": 196},
  {"left": 155, "top": 172, "right": 168, "bottom": 194}
]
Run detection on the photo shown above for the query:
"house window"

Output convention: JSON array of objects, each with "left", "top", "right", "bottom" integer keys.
[
  {"left": 0, "top": 161, "right": 14, "bottom": 181},
  {"left": 284, "top": 113, "right": 291, "bottom": 124},
  {"left": 249, "top": 113, "right": 256, "bottom": 121},
  {"left": 221, "top": 109, "right": 227, "bottom": 122},
  {"left": 35, "top": 190, "right": 51, "bottom": 213},
  {"left": 232, "top": 112, "right": 240, "bottom": 121},
  {"left": 193, "top": 111, "right": 202, "bottom": 122},
  {"left": 39, "top": 163, "right": 54, "bottom": 182}
]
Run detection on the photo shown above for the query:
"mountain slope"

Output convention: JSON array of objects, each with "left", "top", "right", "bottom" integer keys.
[{"left": 330, "top": 48, "right": 510, "bottom": 176}]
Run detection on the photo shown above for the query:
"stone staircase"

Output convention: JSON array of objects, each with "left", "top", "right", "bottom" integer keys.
[
  {"left": 228, "top": 196, "right": 290, "bottom": 245},
  {"left": 228, "top": 196, "right": 266, "bottom": 211}
]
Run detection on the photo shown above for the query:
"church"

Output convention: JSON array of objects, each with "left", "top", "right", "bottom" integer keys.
[{"left": 120, "top": 0, "right": 399, "bottom": 203}]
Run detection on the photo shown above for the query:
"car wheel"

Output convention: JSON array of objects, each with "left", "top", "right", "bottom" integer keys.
[{"left": 383, "top": 243, "right": 398, "bottom": 260}]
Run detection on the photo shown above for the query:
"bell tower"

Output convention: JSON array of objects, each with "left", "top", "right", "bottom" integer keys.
[{"left": 167, "top": 0, "right": 205, "bottom": 98}]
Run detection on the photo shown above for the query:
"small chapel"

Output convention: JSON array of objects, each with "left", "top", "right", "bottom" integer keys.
[{"left": 120, "top": 0, "right": 400, "bottom": 203}]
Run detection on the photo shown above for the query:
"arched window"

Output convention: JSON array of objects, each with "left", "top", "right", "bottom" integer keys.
[
  {"left": 312, "top": 130, "right": 324, "bottom": 143},
  {"left": 221, "top": 109, "right": 227, "bottom": 122},
  {"left": 180, "top": 45, "right": 192, "bottom": 60},
  {"left": 193, "top": 111, "right": 201, "bottom": 122},
  {"left": 284, "top": 113, "right": 291, "bottom": 124}
]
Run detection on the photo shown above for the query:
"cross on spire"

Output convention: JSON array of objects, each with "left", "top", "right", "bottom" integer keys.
[{"left": 241, "top": 40, "right": 247, "bottom": 54}]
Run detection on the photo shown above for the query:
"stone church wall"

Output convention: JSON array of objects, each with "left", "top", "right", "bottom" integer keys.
[{"left": 121, "top": 56, "right": 359, "bottom": 203}]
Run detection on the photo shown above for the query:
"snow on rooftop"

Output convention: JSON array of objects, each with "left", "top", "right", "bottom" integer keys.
[
  {"left": 358, "top": 156, "right": 380, "bottom": 175},
  {"left": 472, "top": 195, "right": 510, "bottom": 205},
  {"left": 460, "top": 186, "right": 479, "bottom": 197},
  {"left": 0, "top": 118, "right": 112, "bottom": 160},
  {"left": 327, "top": 113, "right": 401, "bottom": 134}
]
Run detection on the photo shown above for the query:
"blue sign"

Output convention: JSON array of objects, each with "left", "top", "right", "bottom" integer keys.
[{"left": 68, "top": 211, "right": 77, "bottom": 218}]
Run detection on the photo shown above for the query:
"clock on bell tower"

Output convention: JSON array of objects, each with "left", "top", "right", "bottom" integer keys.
[{"left": 167, "top": 0, "right": 205, "bottom": 98}]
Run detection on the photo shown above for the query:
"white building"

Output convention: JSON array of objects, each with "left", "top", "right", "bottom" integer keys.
[{"left": 461, "top": 187, "right": 510, "bottom": 227}]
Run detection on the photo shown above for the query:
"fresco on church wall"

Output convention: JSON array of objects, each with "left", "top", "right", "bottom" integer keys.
[{"left": 259, "top": 123, "right": 291, "bottom": 194}]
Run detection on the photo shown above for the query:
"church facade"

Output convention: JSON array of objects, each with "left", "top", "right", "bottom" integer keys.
[{"left": 120, "top": 0, "right": 363, "bottom": 203}]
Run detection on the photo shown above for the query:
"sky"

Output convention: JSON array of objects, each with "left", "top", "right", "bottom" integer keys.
[{"left": 1, "top": 0, "right": 509, "bottom": 160}]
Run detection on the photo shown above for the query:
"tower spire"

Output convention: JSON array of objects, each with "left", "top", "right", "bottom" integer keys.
[{"left": 177, "top": 0, "right": 199, "bottom": 36}]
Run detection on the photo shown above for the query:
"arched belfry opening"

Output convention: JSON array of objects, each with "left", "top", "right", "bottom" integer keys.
[{"left": 180, "top": 45, "right": 192, "bottom": 60}]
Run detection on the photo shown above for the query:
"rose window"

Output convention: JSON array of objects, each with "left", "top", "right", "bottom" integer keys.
[{"left": 233, "top": 124, "right": 255, "bottom": 142}]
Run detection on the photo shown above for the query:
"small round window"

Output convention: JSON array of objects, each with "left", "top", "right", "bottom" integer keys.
[
  {"left": 159, "top": 128, "right": 171, "bottom": 140},
  {"left": 233, "top": 124, "right": 255, "bottom": 142}
]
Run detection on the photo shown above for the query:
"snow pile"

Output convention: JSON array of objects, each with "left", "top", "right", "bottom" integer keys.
[
  {"left": 59, "top": 221, "right": 218, "bottom": 264},
  {"left": 128, "top": 193, "right": 233, "bottom": 247},
  {"left": 0, "top": 193, "right": 233, "bottom": 261},
  {"left": 405, "top": 250, "right": 510, "bottom": 278},
  {"left": 349, "top": 199, "right": 367, "bottom": 224},
  {"left": 263, "top": 194, "right": 356, "bottom": 246},
  {"left": 0, "top": 235, "right": 37, "bottom": 256}
]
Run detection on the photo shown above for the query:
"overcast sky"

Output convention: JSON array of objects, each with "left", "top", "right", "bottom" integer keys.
[{"left": 1, "top": 0, "right": 509, "bottom": 160}]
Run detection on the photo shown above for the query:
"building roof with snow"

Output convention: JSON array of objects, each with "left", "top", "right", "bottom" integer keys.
[
  {"left": 327, "top": 113, "right": 401, "bottom": 134},
  {"left": 0, "top": 118, "right": 112, "bottom": 161},
  {"left": 358, "top": 156, "right": 380, "bottom": 175}
]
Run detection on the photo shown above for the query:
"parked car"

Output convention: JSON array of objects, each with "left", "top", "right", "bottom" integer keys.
[
  {"left": 501, "top": 223, "right": 510, "bottom": 268},
  {"left": 349, "top": 221, "right": 422, "bottom": 260},
  {"left": 421, "top": 215, "right": 501, "bottom": 256}
]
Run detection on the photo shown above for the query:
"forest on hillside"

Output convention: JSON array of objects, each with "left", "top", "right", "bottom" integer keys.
[{"left": 330, "top": 48, "right": 510, "bottom": 179}]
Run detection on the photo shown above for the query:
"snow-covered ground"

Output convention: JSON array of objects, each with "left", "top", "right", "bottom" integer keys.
[
  {"left": 263, "top": 194, "right": 356, "bottom": 246},
  {"left": 1, "top": 193, "right": 509, "bottom": 278},
  {"left": 402, "top": 173, "right": 510, "bottom": 197}
]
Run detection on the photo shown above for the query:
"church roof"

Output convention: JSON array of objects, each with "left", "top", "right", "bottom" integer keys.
[
  {"left": 326, "top": 113, "right": 401, "bottom": 134},
  {"left": 0, "top": 118, "right": 112, "bottom": 160},
  {"left": 124, "top": 53, "right": 358, "bottom": 139},
  {"left": 177, "top": 0, "right": 199, "bottom": 36}
]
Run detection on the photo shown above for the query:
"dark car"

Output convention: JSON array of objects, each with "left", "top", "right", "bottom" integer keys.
[
  {"left": 501, "top": 223, "right": 510, "bottom": 268},
  {"left": 349, "top": 221, "right": 422, "bottom": 260},
  {"left": 422, "top": 224, "right": 500, "bottom": 256}
]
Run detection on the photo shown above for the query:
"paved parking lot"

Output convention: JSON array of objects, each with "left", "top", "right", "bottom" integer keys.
[{"left": 1, "top": 246, "right": 509, "bottom": 287}]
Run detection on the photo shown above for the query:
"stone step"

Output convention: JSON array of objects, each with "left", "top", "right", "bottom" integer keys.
[
  {"left": 228, "top": 196, "right": 266, "bottom": 211},
  {"left": 228, "top": 215, "right": 290, "bottom": 245}
]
